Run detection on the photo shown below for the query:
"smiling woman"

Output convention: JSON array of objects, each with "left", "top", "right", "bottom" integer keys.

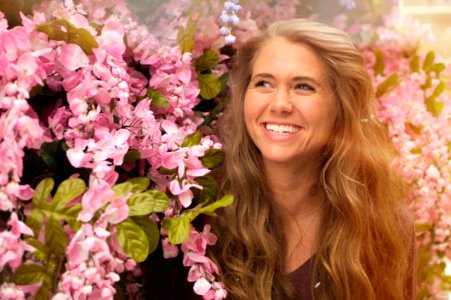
[
  {"left": 210, "top": 18, "right": 416, "bottom": 300},
  {"left": 244, "top": 38, "right": 337, "bottom": 169}
]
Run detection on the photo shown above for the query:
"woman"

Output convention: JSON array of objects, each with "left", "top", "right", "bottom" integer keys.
[{"left": 211, "top": 18, "right": 415, "bottom": 299}]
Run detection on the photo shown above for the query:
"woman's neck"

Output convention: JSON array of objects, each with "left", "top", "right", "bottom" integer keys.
[
  {"left": 264, "top": 159, "right": 323, "bottom": 218},
  {"left": 264, "top": 159, "right": 325, "bottom": 273}
]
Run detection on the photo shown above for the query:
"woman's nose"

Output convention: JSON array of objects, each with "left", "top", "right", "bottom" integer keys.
[{"left": 269, "top": 88, "right": 293, "bottom": 113}]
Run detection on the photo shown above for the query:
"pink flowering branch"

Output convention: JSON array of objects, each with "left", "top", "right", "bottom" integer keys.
[{"left": 0, "top": 1, "right": 233, "bottom": 299}]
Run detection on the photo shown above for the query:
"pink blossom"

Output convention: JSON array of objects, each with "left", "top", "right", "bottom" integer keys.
[
  {"left": 67, "top": 138, "right": 91, "bottom": 168},
  {"left": 60, "top": 43, "right": 89, "bottom": 71},
  {"left": 100, "top": 29, "right": 125, "bottom": 59},
  {"left": 66, "top": 225, "right": 91, "bottom": 265},
  {"left": 162, "top": 151, "right": 186, "bottom": 177},
  {"left": 103, "top": 196, "right": 129, "bottom": 224},
  {"left": 79, "top": 186, "right": 115, "bottom": 222},
  {"left": 193, "top": 277, "right": 212, "bottom": 296},
  {"left": 162, "top": 237, "right": 179, "bottom": 258},
  {"left": 0, "top": 283, "right": 25, "bottom": 300},
  {"left": 0, "top": 213, "right": 34, "bottom": 270},
  {"left": 16, "top": 52, "right": 38, "bottom": 77}
]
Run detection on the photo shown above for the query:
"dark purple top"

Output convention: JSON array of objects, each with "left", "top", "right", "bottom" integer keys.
[
  {"left": 287, "top": 254, "right": 416, "bottom": 300},
  {"left": 287, "top": 256, "right": 315, "bottom": 300}
]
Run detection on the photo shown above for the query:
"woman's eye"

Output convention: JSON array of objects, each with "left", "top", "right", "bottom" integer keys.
[
  {"left": 254, "top": 80, "right": 272, "bottom": 88},
  {"left": 294, "top": 83, "right": 315, "bottom": 92}
]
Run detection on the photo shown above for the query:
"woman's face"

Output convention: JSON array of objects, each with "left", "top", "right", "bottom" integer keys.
[{"left": 244, "top": 38, "right": 337, "bottom": 168}]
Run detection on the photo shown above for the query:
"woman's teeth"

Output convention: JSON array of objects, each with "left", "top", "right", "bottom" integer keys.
[{"left": 265, "top": 123, "right": 300, "bottom": 135}]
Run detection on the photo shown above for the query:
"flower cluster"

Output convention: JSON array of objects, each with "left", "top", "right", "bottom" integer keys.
[
  {"left": 338, "top": 0, "right": 356, "bottom": 10},
  {"left": 0, "top": 0, "right": 232, "bottom": 299},
  {"left": 181, "top": 225, "right": 226, "bottom": 299},
  {"left": 219, "top": 0, "right": 241, "bottom": 44},
  {"left": 53, "top": 223, "right": 135, "bottom": 300},
  {"left": 0, "top": 213, "right": 34, "bottom": 271},
  {"left": 358, "top": 9, "right": 451, "bottom": 299}
]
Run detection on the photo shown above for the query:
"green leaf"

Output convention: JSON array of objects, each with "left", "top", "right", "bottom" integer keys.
[
  {"left": 431, "top": 62, "right": 446, "bottom": 74},
  {"left": 51, "top": 178, "right": 86, "bottom": 211},
  {"left": 195, "top": 175, "right": 219, "bottom": 202},
  {"left": 158, "top": 167, "right": 177, "bottom": 175},
  {"left": 422, "top": 51, "right": 435, "bottom": 73},
  {"left": 32, "top": 177, "right": 54, "bottom": 209},
  {"left": 424, "top": 81, "right": 446, "bottom": 117},
  {"left": 405, "top": 122, "right": 422, "bottom": 135},
  {"left": 376, "top": 73, "right": 399, "bottom": 98},
  {"left": 29, "top": 178, "right": 85, "bottom": 233},
  {"left": 409, "top": 55, "right": 420, "bottom": 72},
  {"left": 373, "top": 49, "right": 385, "bottom": 75},
  {"left": 200, "top": 148, "right": 224, "bottom": 169},
  {"left": 113, "top": 182, "right": 134, "bottom": 196},
  {"left": 195, "top": 50, "right": 219, "bottom": 72},
  {"left": 33, "top": 273, "right": 53, "bottom": 300},
  {"left": 131, "top": 216, "right": 160, "bottom": 254},
  {"left": 431, "top": 81, "right": 446, "bottom": 99},
  {"left": 147, "top": 89, "right": 169, "bottom": 108},
  {"left": 198, "top": 73, "right": 222, "bottom": 100},
  {"left": 177, "top": 17, "right": 197, "bottom": 53},
  {"left": 123, "top": 150, "right": 141, "bottom": 164},
  {"left": 128, "top": 190, "right": 170, "bottom": 216},
  {"left": 127, "top": 177, "right": 150, "bottom": 193},
  {"left": 182, "top": 131, "right": 202, "bottom": 147},
  {"left": 25, "top": 237, "right": 50, "bottom": 262},
  {"left": 421, "top": 77, "right": 432, "bottom": 90},
  {"left": 45, "top": 216, "right": 68, "bottom": 256},
  {"left": 219, "top": 72, "right": 230, "bottom": 92},
  {"left": 410, "top": 147, "right": 422, "bottom": 154},
  {"left": 12, "top": 263, "right": 46, "bottom": 285},
  {"left": 198, "top": 194, "right": 234, "bottom": 217},
  {"left": 37, "top": 19, "right": 99, "bottom": 55},
  {"left": 63, "top": 203, "right": 82, "bottom": 231},
  {"left": 162, "top": 216, "right": 191, "bottom": 244},
  {"left": 26, "top": 209, "right": 44, "bottom": 237},
  {"left": 425, "top": 97, "right": 444, "bottom": 117},
  {"left": 116, "top": 218, "right": 149, "bottom": 262},
  {"left": 415, "top": 223, "right": 433, "bottom": 233}
]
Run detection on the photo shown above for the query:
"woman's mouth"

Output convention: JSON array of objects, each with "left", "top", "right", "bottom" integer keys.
[{"left": 264, "top": 123, "right": 300, "bottom": 135}]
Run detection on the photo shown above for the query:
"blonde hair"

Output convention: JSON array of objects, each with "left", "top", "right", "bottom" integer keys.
[{"left": 212, "top": 19, "right": 414, "bottom": 300}]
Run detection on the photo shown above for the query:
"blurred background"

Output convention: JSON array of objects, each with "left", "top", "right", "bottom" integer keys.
[
  {"left": 1, "top": 0, "right": 449, "bottom": 57},
  {"left": 400, "top": 0, "right": 451, "bottom": 57},
  {"left": 124, "top": 0, "right": 451, "bottom": 58}
]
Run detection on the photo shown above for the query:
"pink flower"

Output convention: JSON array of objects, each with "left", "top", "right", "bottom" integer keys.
[
  {"left": 162, "top": 151, "right": 186, "bottom": 176},
  {"left": 168, "top": 179, "right": 202, "bottom": 208},
  {"left": 100, "top": 29, "right": 125, "bottom": 59},
  {"left": 78, "top": 186, "right": 115, "bottom": 222},
  {"left": 66, "top": 139, "right": 91, "bottom": 168},
  {"left": 425, "top": 165, "right": 440, "bottom": 180},
  {"left": 182, "top": 224, "right": 217, "bottom": 255},
  {"left": 60, "top": 43, "right": 89, "bottom": 71},
  {"left": 193, "top": 277, "right": 212, "bottom": 296},
  {"left": 0, "top": 213, "right": 34, "bottom": 270},
  {"left": 66, "top": 225, "right": 91, "bottom": 266},
  {"left": 103, "top": 196, "right": 129, "bottom": 224},
  {"left": 8, "top": 212, "right": 33, "bottom": 236},
  {"left": 162, "top": 237, "right": 179, "bottom": 258},
  {"left": 16, "top": 52, "right": 38, "bottom": 77},
  {"left": 0, "top": 283, "right": 25, "bottom": 300}
]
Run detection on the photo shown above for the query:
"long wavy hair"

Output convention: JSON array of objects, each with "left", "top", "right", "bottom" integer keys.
[{"left": 210, "top": 19, "right": 414, "bottom": 300}]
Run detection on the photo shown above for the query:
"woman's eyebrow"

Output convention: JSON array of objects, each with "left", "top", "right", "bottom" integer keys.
[
  {"left": 252, "top": 73, "right": 323, "bottom": 85},
  {"left": 251, "top": 73, "right": 274, "bottom": 80},
  {"left": 291, "top": 76, "right": 322, "bottom": 86}
]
